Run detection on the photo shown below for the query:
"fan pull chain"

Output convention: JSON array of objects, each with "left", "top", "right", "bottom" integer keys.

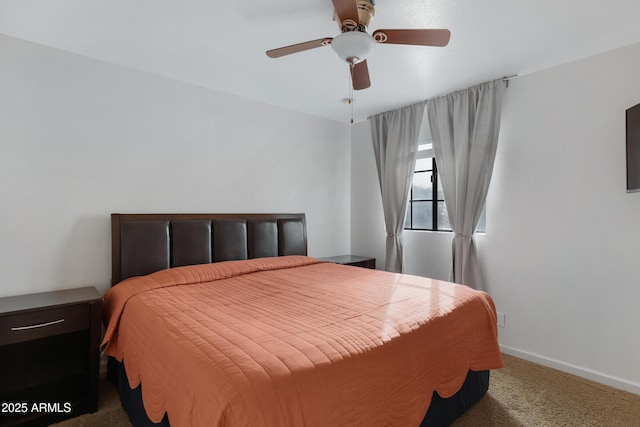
[{"left": 349, "top": 65, "right": 355, "bottom": 124}]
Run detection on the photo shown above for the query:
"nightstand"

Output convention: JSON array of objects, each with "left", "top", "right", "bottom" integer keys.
[
  {"left": 0, "top": 287, "right": 101, "bottom": 427},
  {"left": 319, "top": 255, "right": 376, "bottom": 269}
]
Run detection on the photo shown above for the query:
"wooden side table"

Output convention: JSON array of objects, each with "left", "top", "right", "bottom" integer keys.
[
  {"left": 319, "top": 255, "right": 376, "bottom": 269},
  {"left": 0, "top": 287, "right": 101, "bottom": 426}
]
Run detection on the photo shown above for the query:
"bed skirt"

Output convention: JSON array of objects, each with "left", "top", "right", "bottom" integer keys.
[{"left": 110, "top": 358, "right": 489, "bottom": 427}]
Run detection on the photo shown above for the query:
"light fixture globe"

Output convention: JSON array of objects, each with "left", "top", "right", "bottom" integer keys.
[{"left": 331, "top": 31, "right": 376, "bottom": 64}]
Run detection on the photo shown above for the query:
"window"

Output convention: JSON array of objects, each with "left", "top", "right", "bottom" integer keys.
[
  {"left": 405, "top": 144, "right": 486, "bottom": 233},
  {"left": 404, "top": 144, "right": 450, "bottom": 231}
]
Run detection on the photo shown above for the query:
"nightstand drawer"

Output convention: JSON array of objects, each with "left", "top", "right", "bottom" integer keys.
[
  {"left": 319, "top": 255, "right": 376, "bottom": 270},
  {"left": 0, "top": 304, "right": 89, "bottom": 346},
  {"left": 348, "top": 258, "right": 376, "bottom": 269}
]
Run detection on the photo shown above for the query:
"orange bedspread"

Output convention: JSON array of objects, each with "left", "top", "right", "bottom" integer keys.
[{"left": 101, "top": 256, "right": 503, "bottom": 427}]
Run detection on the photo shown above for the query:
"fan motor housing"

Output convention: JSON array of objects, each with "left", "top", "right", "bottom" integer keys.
[{"left": 335, "top": 0, "right": 375, "bottom": 31}]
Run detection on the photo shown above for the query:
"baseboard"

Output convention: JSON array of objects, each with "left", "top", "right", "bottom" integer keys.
[{"left": 500, "top": 345, "right": 640, "bottom": 395}]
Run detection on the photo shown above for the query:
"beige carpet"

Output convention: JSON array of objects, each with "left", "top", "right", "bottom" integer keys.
[
  {"left": 453, "top": 355, "right": 640, "bottom": 427},
  {"left": 52, "top": 354, "right": 640, "bottom": 426}
]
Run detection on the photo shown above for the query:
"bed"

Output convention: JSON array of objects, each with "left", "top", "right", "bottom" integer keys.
[{"left": 102, "top": 213, "right": 503, "bottom": 427}]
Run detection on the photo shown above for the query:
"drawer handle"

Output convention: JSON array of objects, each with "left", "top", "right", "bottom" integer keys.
[{"left": 11, "top": 319, "right": 65, "bottom": 331}]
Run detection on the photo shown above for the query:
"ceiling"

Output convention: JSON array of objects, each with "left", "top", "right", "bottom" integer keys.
[{"left": 2, "top": 0, "right": 640, "bottom": 124}]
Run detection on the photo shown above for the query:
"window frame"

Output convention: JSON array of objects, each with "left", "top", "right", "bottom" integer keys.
[
  {"left": 404, "top": 144, "right": 487, "bottom": 234},
  {"left": 405, "top": 151, "right": 451, "bottom": 232}
]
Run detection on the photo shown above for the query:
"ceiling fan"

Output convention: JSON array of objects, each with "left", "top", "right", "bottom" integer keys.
[{"left": 266, "top": 0, "right": 451, "bottom": 90}]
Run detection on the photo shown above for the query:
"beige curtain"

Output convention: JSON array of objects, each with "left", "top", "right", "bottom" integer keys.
[
  {"left": 370, "top": 102, "right": 426, "bottom": 273},
  {"left": 426, "top": 79, "right": 504, "bottom": 289}
]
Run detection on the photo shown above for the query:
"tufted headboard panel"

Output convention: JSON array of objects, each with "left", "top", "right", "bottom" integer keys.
[{"left": 111, "top": 213, "right": 307, "bottom": 285}]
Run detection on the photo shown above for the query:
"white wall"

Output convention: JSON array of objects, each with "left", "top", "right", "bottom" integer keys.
[
  {"left": 0, "top": 34, "right": 351, "bottom": 297},
  {"left": 351, "top": 42, "right": 640, "bottom": 393}
]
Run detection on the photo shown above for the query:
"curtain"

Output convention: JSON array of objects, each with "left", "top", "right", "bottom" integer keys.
[
  {"left": 426, "top": 79, "right": 504, "bottom": 290},
  {"left": 370, "top": 102, "right": 426, "bottom": 273}
]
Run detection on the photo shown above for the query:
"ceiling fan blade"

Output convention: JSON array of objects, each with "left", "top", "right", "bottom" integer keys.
[
  {"left": 372, "top": 29, "right": 451, "bottom": 47},
  {"left": 351, "top": 60, "right": 371, "bottom": 90},
  {"left": 332, "top": 0, "right": 360, "bottom": 27},
  {"left": 266, "top": 38, "right": 333, "bottom": 58}
]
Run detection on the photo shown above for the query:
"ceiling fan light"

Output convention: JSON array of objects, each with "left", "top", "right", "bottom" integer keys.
[{"left": 331, "top": 31, "right": 376, "bottom": 64}]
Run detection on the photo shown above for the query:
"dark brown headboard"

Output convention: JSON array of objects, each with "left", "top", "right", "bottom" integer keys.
[{"left": 111, "top": 213, "right": 307, "bottom": 285}]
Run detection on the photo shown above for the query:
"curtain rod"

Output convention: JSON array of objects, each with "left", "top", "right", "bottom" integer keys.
[
  {"left": 503, "top": 74, "right": 518, "bottom": 88},
  {"left": 367, "top": 75, "right": 519, "bottom": 120}
]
